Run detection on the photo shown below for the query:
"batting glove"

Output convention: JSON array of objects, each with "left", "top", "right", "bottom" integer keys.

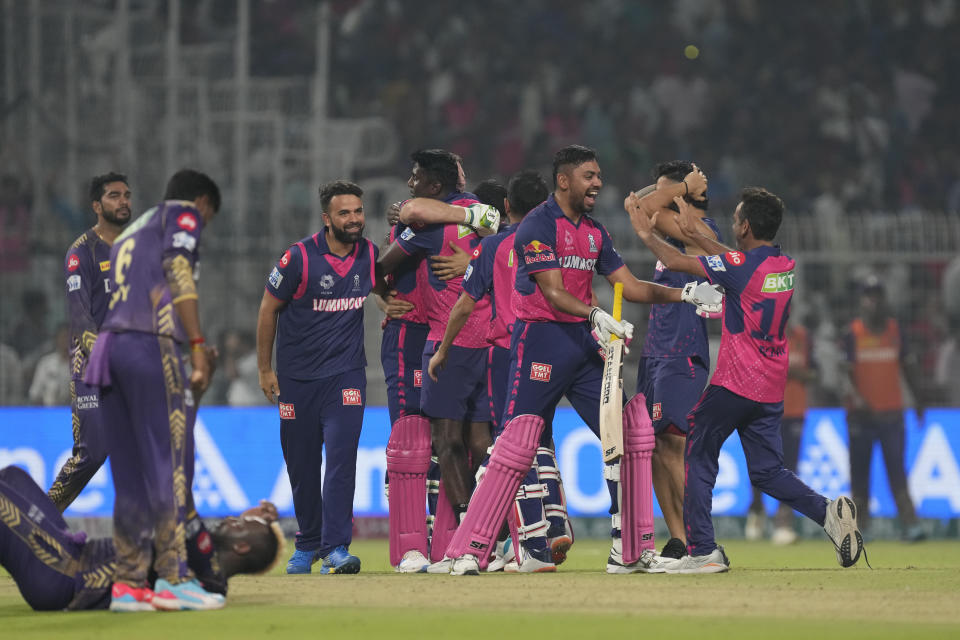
[
  {"left": 681, "top": 281, "right": 724, "bottom": 316},
  {"left": 462, "top": 203, "right": 500, "bottom": 237},
  {"left": 589, "top": 307, "right": 634, "bottom": 349}
]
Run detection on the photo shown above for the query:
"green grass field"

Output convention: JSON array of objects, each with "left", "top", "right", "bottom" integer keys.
[{"left": 3, "top": 539, "right": 959, "bottom": 639}]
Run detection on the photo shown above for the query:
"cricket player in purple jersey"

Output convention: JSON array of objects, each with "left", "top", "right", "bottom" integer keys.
[
  {"left": 626, "top": 184, "right": 864, "bottom": 573},
  {"left": 439, "top": 146, "right": 724, "bottom": 575},
  {"left": 378, "top": 149, "right": 501, "bottom": 572},
  {"left": 428, "top": 171, "right": 575, "bottom": 572},
  {"left": 83, "top": 169, "right": 224, "bottom": 610},
  {"left": 257, "top": 181, "right": 381, "bottom": 576},
  {"left": 48, "top": 173, "right": 132, "bottom": 511},
  {"left": 633, "top": 161, "right": 722, "bottom": 562},
  {"left": 0, "top": 464, "right": 284, "bottom": 611}
]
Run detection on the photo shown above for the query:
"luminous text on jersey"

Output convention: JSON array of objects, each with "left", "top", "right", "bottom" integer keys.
[{"left": 312, "top": 296, "right": 367, "bottom": 312}]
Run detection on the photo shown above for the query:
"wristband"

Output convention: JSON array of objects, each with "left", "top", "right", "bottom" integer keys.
[{"left": 190, "top": 336, "right": 206, "bottom": 351}]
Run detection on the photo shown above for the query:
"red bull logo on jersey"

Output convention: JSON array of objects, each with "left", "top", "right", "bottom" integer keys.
[
  {"left": 342, "top": 389, "right": 362, "bottom": 405},
  {"left": 68, "top": 254, "right": 80, "bottom": 271},
  {"left": 761, "top": 269, "right": 795, "bottom": 293},
  {"left": 523, "top": 240, "right": 555, "bottom": 264},
  {"left": 279, "top": 403, "right": 295, "bottom": 419},
  {"left": 312, "top": 296, "right": 366, "bottom": 311}
]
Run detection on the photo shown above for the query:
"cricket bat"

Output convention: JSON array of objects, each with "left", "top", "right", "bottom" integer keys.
[{"left": 599, "top": 283, "right": 624, "bottom": 462}]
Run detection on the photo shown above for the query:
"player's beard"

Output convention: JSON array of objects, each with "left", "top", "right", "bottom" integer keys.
[
  {"left": 102, "top": 205, "right": 132, "bottom": 227},
  {"left": 332, "top": 223, "right": 364, "bottom": 244}
]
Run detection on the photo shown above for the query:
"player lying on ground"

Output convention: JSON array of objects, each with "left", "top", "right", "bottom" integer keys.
[
  {"left": 0, "top": 464, "right": 283, "bottom": 611},
  {"left": 624, "top": 182, "right": 864, "bottom": 573}
]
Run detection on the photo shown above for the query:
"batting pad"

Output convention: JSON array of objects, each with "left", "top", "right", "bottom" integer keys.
[
  {"left": 444, "top": 414, "right": 544, "bottom": 569},
  {"left": 430, "top": 480, "right": 459, "bottom": 562},
  {"left": 386, "top": 415, "right": 432, "bottom": 566},
  {"left": 621, "top": 393, "right": 656, "bottom": 564}
]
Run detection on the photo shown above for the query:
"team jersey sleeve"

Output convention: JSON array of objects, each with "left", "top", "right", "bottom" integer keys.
[
  {"left": 162, "top": 207, "right": 204, "bottom": 266},
  {"left": 462, "top": 235, "right": 497, "bottom": 301},
  {"left": 515, "top": 214, "right": 559, "bottom": 273},
  {"left": 265, "top": 244, "right": 303, "bottom": 302},
  {"left": 595, "top": 222, "right": 625, "bottom": 275},
  {"left": 396, "top": 222, "right": 443, "bottom": 256},
  {"left": 696, "top": 250, "right": 754, "bottom": 294},
  {"left": 65, "top": 245, "right": 98, "bottom": 354}
]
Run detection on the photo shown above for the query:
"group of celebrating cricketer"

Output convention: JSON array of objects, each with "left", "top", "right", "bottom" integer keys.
[{"left": 0, "top": 143, "right": 864, "bottom": 614}]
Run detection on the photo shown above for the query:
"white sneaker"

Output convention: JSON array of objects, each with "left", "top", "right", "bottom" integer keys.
[
  {"left": 396, "top": 550, "right": 429, "bottom": 573},
  {"left": 450, "top": 555, "right": 480, "bottom": 576},
  {"left": 426, "top": 557, "right": 453, "bottom": 574},
  {"left": 823, "top": 496, "right": 863, "bottom": 567},
  {"left": 771, "top": 526, "right": 798, "bottom": 546},
  {"left": 664, "top": 546, "right": 730, "bottom": 574},
  {"left": 514, "top": 546, "right": 556, "bottom": 573},
  {"left": 605, "top": 537, "right": 641, "bottom": 574},
  {"left": 636, "top": 548, "right": 678, "bottom": 574},
  {"left": 503, "top": 560, "right": 520, "bottom": 572},
  {"left": 745, "top": 511, "right": 766, "bottom": 541},
  {"left": 487, "top": 539, "right": 515, "bottom": 572}
]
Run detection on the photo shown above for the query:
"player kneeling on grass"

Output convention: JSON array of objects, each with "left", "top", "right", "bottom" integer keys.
[
  {"left": 0, "top": 464, "right": 284, "bottom": 611},
  {"left": 625, "top": 181, "right": 865, "bottom": 573}
]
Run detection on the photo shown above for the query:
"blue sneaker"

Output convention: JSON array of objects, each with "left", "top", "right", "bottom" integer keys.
[
  {"left": 152, "top": 578, "right": 225, "bottom": 611},
  {"left": 320, "top": 545, "right": 361, "bottom": 574},
  {"left": 286, "top": 548, "right": 321, "bottom": 574}
]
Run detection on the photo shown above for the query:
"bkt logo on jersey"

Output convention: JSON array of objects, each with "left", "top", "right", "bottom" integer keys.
[{"left": 761, "top": 270, "right": 795, "bottom": 293}]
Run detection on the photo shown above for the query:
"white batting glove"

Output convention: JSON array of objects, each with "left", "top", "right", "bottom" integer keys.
[
  {"left": 681, "top": 281, "right": 724, "bottom": 316},
  {"left": 462, "top": 203, "right": 500, "bottom": 237},
  {"left": 589, "top": 307, "right": 634, "bottom": 349}
]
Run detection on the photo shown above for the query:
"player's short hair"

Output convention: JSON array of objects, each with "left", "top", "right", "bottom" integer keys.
[
  {"left": 508, "top": 170, "right": 549, "bottom": 216},
  {"left": 163, "top": 169, "right": 221, "bottom": 212},
  {"left": 655, "top": 160, "right": 708, "bottom": 211},
  {"left": 740, "top": 187, "right": 784, "bottom": 241},
  {"left": 411, "top": 149, "right": 460, "bottom": 193},
  {"left": 552, "top": 145, "right": 598, "bottom": 186},
  {"left": 319, "top": 180, "right": 363, "bottom": 212},
  {"left": 89, "top": 172, "right": 128, "bottom": 203},
  {"left": 472, "top": 179, "right": 507, "bottom": 216}
]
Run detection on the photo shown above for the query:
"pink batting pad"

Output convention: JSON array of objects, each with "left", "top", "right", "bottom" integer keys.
[
  {"left": 386, "top": 415, "right": 432, "bottom": 566},
  {"left": 621, "top": 393, "right": 656, "bottom": 564},
  {"left": 429, "top": 480, "right": 459, "bottom": 562},
  {"left": 444, "top": 414, "right": 544, "bottom": 569}
]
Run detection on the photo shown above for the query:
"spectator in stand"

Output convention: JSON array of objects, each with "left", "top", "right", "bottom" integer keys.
[
  {"left": 28, "top": 324, "right": 71, "bottom": 407},
  {"left": 0, "top": 342, "right": 24, "bottom": 405}
]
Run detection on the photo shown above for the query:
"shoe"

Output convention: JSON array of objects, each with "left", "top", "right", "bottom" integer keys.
[
  {"left": 503, "top": 560, "right": 519, "bottom": 572},
  {"left": 745, "top": 510, "right": 765, "bottom": 541},
  {"left": 660, "top": 537, "right": 686, "bottom": 560},
  {"left": 664, "top": 546, "right": 731, "bottom": 574},
  {"left": 152, "top": 578, "right": 225, "bottom": 611},
  {"left": 823, "top": 496, "right": 863, "bottom": 568},
  {"left": 426, "top": 557, "right": 453, "bottom": 574},
  {"left": 109, "top": 583, "right": 155, "bottom": 612},
  {"left": 606, "top": 537, "right": 641, "bottom": 574},
  {"left": 771, "top": 526, "right": 798, "bottom": 546},
  {"left": 515, "top": 545, "right": 556, "bottom": 573},
  {"left": 549, "top": 535, "right": 573, "bottom": 565},
  {"left": 320, "top": 545, "right": 361, "bottom": 574},
  {"left": 450, "top": 554, "right": 480, "bottom": 576},
  {"left": 396, "top": 550, "right": 429, "bottom": 573},
  {"left": 487, "top": 539, "right": 515, "bottom": 572},
  {"left": 903, "top": 524, "right": 926, "bottom": 543},
  {"left": 286, "top": 548, "right": 320, "bottom": 574},
  {"left": 636, "top": 548, "right": 678, "bottom": 574}
]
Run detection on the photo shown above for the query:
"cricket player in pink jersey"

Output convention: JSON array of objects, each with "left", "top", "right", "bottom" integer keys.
[
  {"left": 378, "top": 149, "right": 501, "bottom": 572},
  {"left": 439, "top": 146, "right": 724, "bottom": 575},
  {"left": 626, "top": 185, "right": 865, "bottom": 573}
]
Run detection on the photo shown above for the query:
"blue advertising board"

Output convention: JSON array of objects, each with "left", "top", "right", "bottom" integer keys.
[{"left": 1, "top": 406, "right": 958, "bottom": 519}]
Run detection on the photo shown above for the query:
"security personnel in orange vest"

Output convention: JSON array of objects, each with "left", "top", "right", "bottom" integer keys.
[{"left": 843, "top": 276, "right": 924, "bottom": 541}]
